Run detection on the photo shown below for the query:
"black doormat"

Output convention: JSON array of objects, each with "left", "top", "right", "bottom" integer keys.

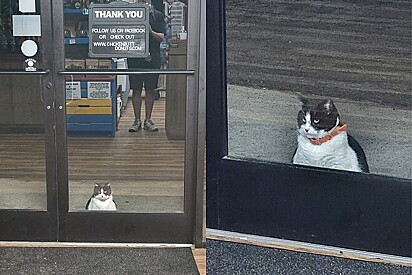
[
  {"left": 207, "top": 240, "right": 411, "bottom": 275},
  {"left": 0, "top": 247, "right": 199, "bottom": 275}
]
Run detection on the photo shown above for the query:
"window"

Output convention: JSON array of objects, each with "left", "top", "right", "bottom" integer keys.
[{"left": 226, "top": 0, "right": 411, "bottom": 179}]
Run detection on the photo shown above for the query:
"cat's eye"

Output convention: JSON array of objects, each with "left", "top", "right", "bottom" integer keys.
[
  {"left": 313, "top": 119, "right": 319, "bottom": 123},
  {"left": 302, "top": 118, "right": 306, "bottom": 122}
]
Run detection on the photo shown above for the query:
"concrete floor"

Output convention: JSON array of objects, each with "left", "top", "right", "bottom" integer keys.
[{"left": 227, "top": 84, "right": 411, "bottom": 180}]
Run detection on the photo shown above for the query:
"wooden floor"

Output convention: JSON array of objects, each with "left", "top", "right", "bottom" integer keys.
[
  {"left": 0, "top": 97, "right": 206, "bottom": 273},
  {"left": 0, "top": 98, "right": 186, "bottom": 212},
  {"left": 68, "top": 98, "right": 186, "bottom": 212},
  {"left": 193, "top": 248, "right": 206, "bottom": 275}
]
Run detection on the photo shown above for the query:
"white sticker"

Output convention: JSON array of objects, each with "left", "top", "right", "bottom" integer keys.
[
  {"left": 19, "top": 0, "right": 36, "bottom": 13},
  {"left": 24, "top": 58, "right": 37, "bottom": 72},
  {"left": 87, "top": 82, "right": 111, "bottom": 99},
  {"left": 12, "top": 15, "right": 41, "bottom": 36},
  {"left": 66, "top": 82, "right": 82, "bottom": 99},
  {"left": 21, "top": 40, "right": 38, "bottom": 57}
]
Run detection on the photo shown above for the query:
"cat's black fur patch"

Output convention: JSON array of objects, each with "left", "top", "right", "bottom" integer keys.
[
  {"left": 298, "top": 98, "right": 340, "bottom": 131},
  {"left": 347, "top": 134, "right": 370, "bottom": 173}
]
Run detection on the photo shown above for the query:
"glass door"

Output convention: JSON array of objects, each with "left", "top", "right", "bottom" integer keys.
[
  {"left": 0, "top": 0, "right": 204, "bottom": 244},
  {"left": 0, "top": 0, "right": 57, "bottom": 240},
  {"left": 55, "top": 0, "right": 204, "bottom": 243}
]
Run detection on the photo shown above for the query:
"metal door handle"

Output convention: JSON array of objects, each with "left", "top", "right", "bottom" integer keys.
[
  {"left": 58, "top": 69, "right": 195, "bottom": 75},
  {"left": 0, "top": 69, "right": 50, "bottom": 75}
]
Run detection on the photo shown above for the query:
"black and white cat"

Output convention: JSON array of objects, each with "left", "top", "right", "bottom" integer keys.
[
  {"left": 85, "top": 182, "right": 117, "bottom": 211},
  {"left": 293, "top": 98, "right": 369, "bottom": 173}
]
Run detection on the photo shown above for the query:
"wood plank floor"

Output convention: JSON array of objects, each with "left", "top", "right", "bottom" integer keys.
[
  {"left": 193, "top": 248, "right": 206, "bottom": 275},
  {"left": 68, "top": 98, "right": 186, "bottom": 212},
  {"left": 0, "top": 98, "right": 186, "bottom": 212},
  {"left": 0, "top": 97, "right": 205, "bottom": 272}
]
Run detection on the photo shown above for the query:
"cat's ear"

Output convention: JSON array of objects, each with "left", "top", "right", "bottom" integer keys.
[
  {"left": 321, "top": 99, "right": 335, "bottom": 115},
  {"left": 299, "top": 96, "right": 310, "bottom": 108},
  {"left": 105, "top": 182, "right": 111, "bottom": 187},
  {"left": 94, "top": 183, "right": 99, "bottom": 187}
]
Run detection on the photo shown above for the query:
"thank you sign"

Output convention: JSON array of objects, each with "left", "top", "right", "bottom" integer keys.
[{"left": 89, "top": 2, "right": 149, "bottom": 58}]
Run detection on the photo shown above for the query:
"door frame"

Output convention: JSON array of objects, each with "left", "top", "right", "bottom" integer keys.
[
  {"left": 52, "top": 1, "right": 205, "bottom": 245},
  {"left": 206, "top": 1, "right": 411, "bottom": 257},
  {"left": 0, "top": 0, "right": 57, "bottom": 241}
]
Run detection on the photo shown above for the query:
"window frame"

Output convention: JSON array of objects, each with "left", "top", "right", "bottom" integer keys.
[{"left": 206, "top": 0, "right": 411, "bottom": 257}]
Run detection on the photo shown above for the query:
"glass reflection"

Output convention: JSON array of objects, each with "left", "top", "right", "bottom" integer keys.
[
  {"left": 226, "top": 0, "right": 411, "bottom": 179},
  {"left": 0, "top": 0, "right": 46, "bottom": 210},
  {"left": 65, "top": 0, "right": 188, "bottom": 212}
]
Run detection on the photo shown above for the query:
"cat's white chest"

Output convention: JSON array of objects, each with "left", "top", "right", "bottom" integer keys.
[
  {"left": 87, "top": 196, "right": 117, "bottom": 211},
  {"left": 293, "top": 132, "right": 361, "bottom": 172}
]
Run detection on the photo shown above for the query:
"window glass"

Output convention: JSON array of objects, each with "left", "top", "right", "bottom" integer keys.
[
  {"left": 226, "top": 0, "right": 411, "bottom": 179},
  {"left": 64, "top": 0, "right": 188, "bottom": 211},
  {"left": 0, "top": 0, "right": 47, "bottom": 209}
]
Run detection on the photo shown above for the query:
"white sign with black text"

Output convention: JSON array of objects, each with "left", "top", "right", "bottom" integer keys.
[
  {"left": 66, "top": 81, "right": 81, "bottom": 99},
  {"left": 87, "top": 82, "right": 111, "bottom": 99},
  {"left": 89, "top": 3, "right": 149, "bottom": 58}
]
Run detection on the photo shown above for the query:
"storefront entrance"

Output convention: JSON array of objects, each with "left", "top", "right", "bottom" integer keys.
[
  {"left": 0, "top": 0, "right": 204, "bottom": 245},
  {"left": 206, "top": 0, "right": 411, "bottom": 258}
]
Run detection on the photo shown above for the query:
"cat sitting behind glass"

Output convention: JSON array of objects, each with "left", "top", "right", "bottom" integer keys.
[
  {"left": 86, "top": 182, "right": 117, "bottom": 211},
  {"left": 293, "top": 98, "right": 369, "bottom": 173}
]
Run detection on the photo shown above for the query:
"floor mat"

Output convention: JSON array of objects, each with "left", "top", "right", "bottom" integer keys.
[
  {"left": 0, "top": 246, "right": 199, "bottom": 275},
  {"left": 207, "top": 239, "right": 411, "bottom": 275}
]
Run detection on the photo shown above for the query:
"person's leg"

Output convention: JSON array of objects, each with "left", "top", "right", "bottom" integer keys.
[
  {"left": 143, "top": 74, "right": 159, "bottom": 132},
  {"left": 144, "top": 89, "right": 155, "bottom": 120},
  {"left": 131, "top": 87, "right": 143, "bottom": 120},
  {"left": 129, "top": 75, "right": 144, "bottom": 132}
]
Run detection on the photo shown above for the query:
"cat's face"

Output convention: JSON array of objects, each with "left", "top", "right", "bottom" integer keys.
[
  {"left": 92, "top": 182, "right": 112, "bottom": 201},
  {"left": 297, "top": 98, "right": 340, "bottom": 139}
]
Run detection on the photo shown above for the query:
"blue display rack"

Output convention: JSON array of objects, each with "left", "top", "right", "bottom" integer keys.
[{"left": 66, "top": 76, "right": 117, "bottom": 137}]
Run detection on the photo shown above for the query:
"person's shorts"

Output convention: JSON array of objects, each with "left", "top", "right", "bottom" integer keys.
[{"left": 128, "top": 58, "right": 160, "bottom": 91}]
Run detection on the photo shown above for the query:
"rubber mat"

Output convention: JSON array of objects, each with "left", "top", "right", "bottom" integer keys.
[
  {"left": 207, "top": 240, "right": 411, "bottom": 275},
  {"left": 0, "top": 246, "right": 199, "bottom": 275}
]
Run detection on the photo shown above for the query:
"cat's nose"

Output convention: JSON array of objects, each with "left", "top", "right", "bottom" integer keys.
[{"left": 305, "top": 128, "right": 309, "bottom": 132}]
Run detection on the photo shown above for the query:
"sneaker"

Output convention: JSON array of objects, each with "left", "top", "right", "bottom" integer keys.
[
  {"left": 128, "top": 119, "right": 141, "bottom": 132},
  {"left": 143, "top": 119, "right": 159, "bottom": 132}
]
